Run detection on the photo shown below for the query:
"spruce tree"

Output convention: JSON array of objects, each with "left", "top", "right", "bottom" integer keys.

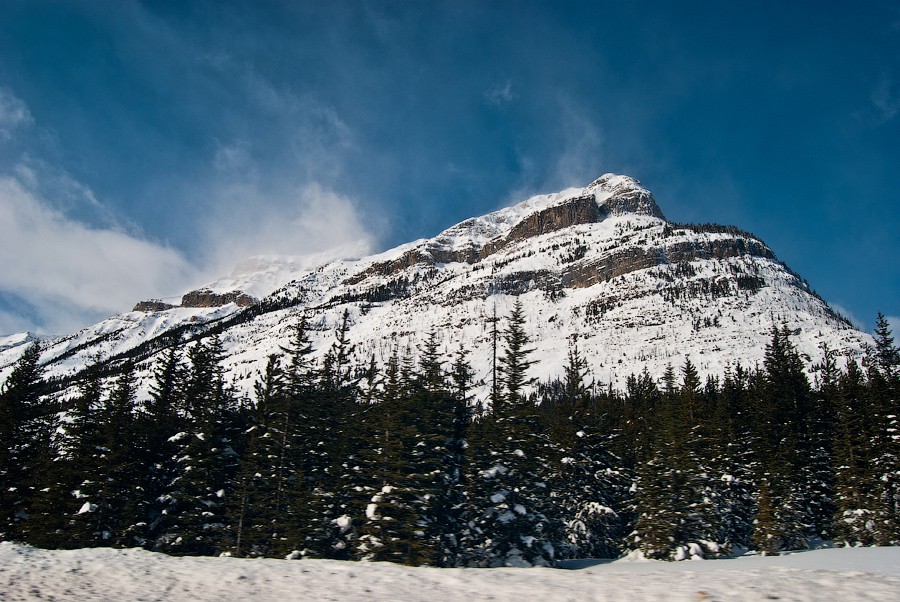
[
  {"left": 630, "top": 358, "right": 725, "bottom": 560},
  {"left": 355, "top": 345, "right": 440, "bottom": 565},
  {"left": 227, "top": 354, "right": 299, "bottom": 557},
  {"left": 833, "top": 358, "right": 878, "bottom": 544},
  {"left": 461, "top": 300, "right": 561, "bottom": 566},
  {"left": 300, "top": 310, "right": 362, "bottom": 559},
  {"left": 867, "top": 314, "right": 900, "bottom": 544},
  {"left": 141, "top": 345, "right": 187, "bottom": 547},
  {"left": 156, "top": 336, "right": 240, "bottom": 555},
  {"left": 750, "top": 325, "right": 813, "bottom": 551},
  {"left": 709, "top": 364, "right": 757, "bottom": 550},
  {"left": 0, "top": 342, "right": 48, "bottom": 541},
  {"left": 69, "top": 362, "right": 144, "bottom": 547},
  {"left": 498, "top": 299, "right": 536, "bottom": 406},
  {"left": 553, "top": 415, "right": 630, "bottom": 559},
  {"left": 25, "top": 358, "right": 102, "bottom": 548}
]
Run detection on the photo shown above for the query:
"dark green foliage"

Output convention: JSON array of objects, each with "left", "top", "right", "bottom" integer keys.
[
  {"left": 867, "top": 314, "right": 900, "bottom": 544},
  {"left": 154, "top": 336, "right": 242, "bottom": 556},
  {"left": 0, "top": 342, "right": 49, "bottom": 540},
  {"left": 460, "top": 301, "right": 562, "bottom": 567},
  {"left": 749, "top": 325, "right": 817, "bottom": 551},
  {"left": 498, "top": 299, "right": 536, "bottom": 405},
  {"left": 226, "top": 354, "right": 297, "bottom": 558},
  {"left": 631, "top": 358, "right": 726, "bottom": 560},
  {"left": 832, "top": 358, "right": 878, "bottom": 544},
  {"left": 140, "top": 345, "right": 187, "bottom": 543},
  {"left": 66, "top": 362, "right": 145, "bottom": 547},
  {"left": 9, "top": 309, "right": 900, "bottom": 565}
]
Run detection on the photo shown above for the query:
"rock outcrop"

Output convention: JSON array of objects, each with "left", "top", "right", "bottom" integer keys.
[
  {"left": 132, "top": 300, "right": 176, "bottom": 312},
  {"left": 180, "top": 289, "right": 258, "bottom": 308}
]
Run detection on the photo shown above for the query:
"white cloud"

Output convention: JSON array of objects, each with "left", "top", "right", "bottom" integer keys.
[
  {"left": 198, "top": 180, "right": 377, "bottom": 279},
  {"left": 0, "top": 89, "right": 33, "bottom": 140},
  {"left": 0, "top": 156, "right": 379, "bottom": 336},
  {"left": 0, "top": 176, "right": 197, "bottom": 334},
  {"left": 199, "top": 107, "right": 377, "bottom": 281}
]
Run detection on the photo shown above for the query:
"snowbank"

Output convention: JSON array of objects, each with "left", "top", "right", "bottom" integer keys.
[{"left": 1, "top": 542, "right": 899, "bottom": 601}]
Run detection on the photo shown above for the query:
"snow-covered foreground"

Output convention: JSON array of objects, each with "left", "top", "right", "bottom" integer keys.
[{"left": 2, "top": 543, "right": 900, "bottom": 602}]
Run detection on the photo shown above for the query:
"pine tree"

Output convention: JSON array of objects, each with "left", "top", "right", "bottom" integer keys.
[
  {"left": 418, "top": 328, "right": 444, "bottom": 394},
  {"left": 0, "top": 342, "right": 48, "bottom": 541},
  {"left": 872, "top": 313, "right": 900, "bottom": 380},
  {"left": 621, "top": 369, "right": 660, "bottom": 467},
  {"left": 355, "top": 347, "right": 439, "bottom": 565},
  {"left": 563, "top": 339, "right": 589, "bottom": 404},
  {"left": 300, "top": 310, "right": 362, "bottom": 559},
  {"left": 709, "top": 364, "right": 757, "bottom": 550},
  {"left": 554, "top": 417, "right": 630, "bottom": 559},
  {"left": 832, "top": 358, "right": 879, "bottom": 544},
  {"left": 140, "top": 345, "right": 188, "bottom": 548},
  {"left": 69, "top": 362, "right": 144, "bottom": 547},
  {"left": 750, "top": 325, "right": 814, "bottom": 552},
  {"left": 630, "top": 358, "right": 725, "bottom": 560},
  {"left": 227, "top": 354, "right": 298, "bottom": 557},
  {"left": 25, "top": 358, "right": 103, "bottom": 548},
  {"left": 498, "top": 299, "right": 536, "bottom": 406},
  {"left": 867, "top": 314, "right": 900, "bottom": 544},
  {"left": 156, "top": 336, "right": 240, "bottom": 555},
  {"left": 461, "top": 300, "right": 561, "bottom": 566}
]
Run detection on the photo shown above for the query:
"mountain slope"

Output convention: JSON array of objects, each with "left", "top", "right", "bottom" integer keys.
[{"left": 0, "top": 174, "right": 871, "bottom": 397}]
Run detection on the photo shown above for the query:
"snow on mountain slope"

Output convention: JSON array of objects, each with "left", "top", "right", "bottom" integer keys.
[
  {"left": 203, "top": 243, "right": 372, "bottom": 300},
  {"left": 0, "top": 174, "right": 872, "bottom": 398}
]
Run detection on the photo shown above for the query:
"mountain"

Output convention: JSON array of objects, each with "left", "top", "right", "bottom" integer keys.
[{"left": 0, "top": 173, "right": 871, "bottom": 397}]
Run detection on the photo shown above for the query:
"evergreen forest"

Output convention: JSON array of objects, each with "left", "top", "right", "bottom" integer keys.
[{"left": 1, "top": 304, "right": 898, "bottom": 566}]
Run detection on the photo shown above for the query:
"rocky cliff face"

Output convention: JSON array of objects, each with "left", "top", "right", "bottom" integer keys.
[
  {"left": 6, "top": 173, "right": 870, "bottom": 398},
  {"left": 132, "top": 291, "right": 258, "bottom": 312},
  {"left": 132, "top": 300, "right": 175, "bottom": 313},
  {"left": 584, "top": 173, "right": 666, "bottom": 219},
  {"left": 348, "top": 175, "right": 665, "bottom": 285},
  {"left": 180, "top": 289, "right": 258, "bottom": 308}
]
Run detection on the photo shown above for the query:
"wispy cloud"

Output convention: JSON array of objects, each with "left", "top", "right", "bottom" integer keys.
[
  {"left": 197, "top": 170, "right": 377, "bottom": 279},
  {"left": 871, "top": 73, "right": 900, "bottom": 123},
  {"left": 830, "top": 302, "right": 866, "bottom": 330},
  {"left": 887, "top": 315, "right": 900, "bottom": 338},
  {"left": 198, "top": 142, "right": 381, "bottom": 277},
  {"left": 0, "top": 132, "right": 378, "bottom": 335},
  {"left": 485, "top": 80, "right": 515, "bottom": 106},
  {"left": 0, "top": 90, "right": 199, "bottom": 333},
  {"left": 551, "top": 97, "right": 604, "bottom": 188},
  {"left": 0, "top": 89, "right": 33, "bottom": 140},
  {"left": 192, "top": 58, "right": 376, "bottom": 276},
  {"left": 0, "top": 176, "right": 197, "bottom": 334}
]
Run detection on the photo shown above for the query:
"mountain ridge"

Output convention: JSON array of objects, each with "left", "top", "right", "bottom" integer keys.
[{"left": 0, "top": 174, "right": 871, "bottom": 397}]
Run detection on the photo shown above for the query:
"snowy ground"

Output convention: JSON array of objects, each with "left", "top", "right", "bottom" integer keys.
[{"left": 2, "top": 543, "right": 900, "bottom": 601}]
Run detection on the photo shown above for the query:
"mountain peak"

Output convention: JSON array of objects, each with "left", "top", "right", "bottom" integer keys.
[
  {"left": 584, "top": 173, "right": 665, "bottom": 220},
  {"left": 430, "top": 173, "right": 665, "bottom": 256},
  {"left": 3, "top": 170, "right": 870, "bottom": 398}
]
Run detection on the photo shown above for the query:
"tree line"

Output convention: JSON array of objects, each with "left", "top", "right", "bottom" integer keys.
[{"left": 0, "top": 304, "right": 898, "bottom": 565}]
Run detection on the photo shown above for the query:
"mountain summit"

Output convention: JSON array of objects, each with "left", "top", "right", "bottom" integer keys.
[{"left": 0, "top": 174, "right": 870, "bottom": 395}]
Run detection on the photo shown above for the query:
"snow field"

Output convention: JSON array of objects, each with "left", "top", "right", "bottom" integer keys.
[{"left": 1, "top": 543, "right": 899, "bottom": 602}]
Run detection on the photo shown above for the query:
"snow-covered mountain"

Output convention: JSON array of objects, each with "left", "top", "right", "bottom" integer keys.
[{"left": 0, "top": 174, "right": 871, "bottom": 397}]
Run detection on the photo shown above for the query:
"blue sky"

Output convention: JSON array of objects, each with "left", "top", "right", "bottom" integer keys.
[{"left": 0, "top": 0, "right": 898, "bottom": 335}]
